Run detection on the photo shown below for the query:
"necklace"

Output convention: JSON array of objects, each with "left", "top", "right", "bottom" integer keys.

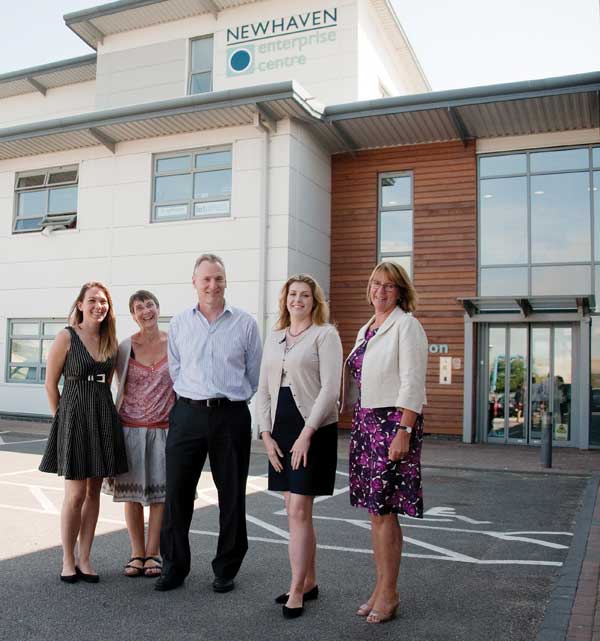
[{"left": 287, "top": 323, "right": 312, "bottom": 338}]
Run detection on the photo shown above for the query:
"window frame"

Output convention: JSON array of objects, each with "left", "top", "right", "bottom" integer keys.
[
  {"left": 6, "top": 319, "right": 66, "bottom": 385},
  {"left": 13, "top": 165, "right": 79, "bottom": 234},
  {"left": 377, "top": 171, "right": 414, "bottom": 276},
  {"left": 151, "top": 145, "right": 232, "bottom": 223},
  {"left": 477, "top": 144, "right": 600, "bottom": 297},
  {"left": 188, "top": 35, "right": 214, "bottom": 95}
]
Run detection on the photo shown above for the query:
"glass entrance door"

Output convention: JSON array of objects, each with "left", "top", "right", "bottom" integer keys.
[
  {"left": 486, "top": 326, "right": 528, "bottom": 442},
  {"left": 482, "top": 324, "right": 573, "bottom": 445}
]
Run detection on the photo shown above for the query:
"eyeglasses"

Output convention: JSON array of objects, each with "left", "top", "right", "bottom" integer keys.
[{"left": 370, "top": 281, "right": 398, "bottom": 292}]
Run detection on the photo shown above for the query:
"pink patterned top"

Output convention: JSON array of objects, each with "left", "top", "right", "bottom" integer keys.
[{"left": 119, "top": 356, "right": 175, "bottom": 429}]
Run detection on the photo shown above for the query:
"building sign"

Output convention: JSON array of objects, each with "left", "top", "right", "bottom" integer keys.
[
  {"left": 226, "top": 8, "right": 338, "bottom": 76},
  {"left": 429, "top": 343, "right": 449, "bottom": 354}
]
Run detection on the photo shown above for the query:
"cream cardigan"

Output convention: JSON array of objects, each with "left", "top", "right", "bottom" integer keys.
[
  {"left": 257, "top": 323, "right": 343, "bottom": 433},
  {"left": 342, "top": 307, "right": 428, "bottom": 414}
]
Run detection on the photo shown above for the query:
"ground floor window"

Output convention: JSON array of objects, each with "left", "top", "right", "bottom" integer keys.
[{"left": 6, "top": 319, "right": 65, "bottom": 383}]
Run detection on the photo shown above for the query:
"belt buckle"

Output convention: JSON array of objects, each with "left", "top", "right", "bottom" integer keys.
[
  {"left": 206, "top": 398, "right": 218, "bottom": 408},
  {"left": 96, "top": 374, "right": 106, "bottom": 383}
]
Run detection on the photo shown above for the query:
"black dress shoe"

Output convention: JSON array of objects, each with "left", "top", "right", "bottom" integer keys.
[
  {"left": 75, "top": 566, "right": 100, "bottom": 583},
  {"left": 212, "top": 577, "right": 235, "bottom": 593},
  {"left": 282, "top": 605, "right": 304, "bottom": 619},
  {"left": 60, "top": 574, "right": 78, "bottom": 584},
  {"left": 154, "top": 574, "right": 185, "bottom": 592},
  {"left": 275, "top": 585, "right": 318, "bottom": 604}
]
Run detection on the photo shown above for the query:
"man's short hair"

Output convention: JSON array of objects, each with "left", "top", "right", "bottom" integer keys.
[{"left": 194, "top": 253, "right": 225, "bottom": 272}]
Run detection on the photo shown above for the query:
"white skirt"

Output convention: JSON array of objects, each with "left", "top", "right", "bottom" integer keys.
[{"left": 102, "top": 426, "right": 168, "bottom": 506}]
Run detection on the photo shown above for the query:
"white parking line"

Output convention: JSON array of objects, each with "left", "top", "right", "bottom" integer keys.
[
  {"left": 0, "top": 438, "right": 48, "bottom": 446},
  {"left": 0, "top": 467, "right": 40, "bottom": 478},
  {"left": 29, "top": 487, "right": 59, "bottom": 514}
]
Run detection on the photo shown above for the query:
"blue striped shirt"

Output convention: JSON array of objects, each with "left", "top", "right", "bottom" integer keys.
[{"left": 168, "top": 303, "right": 262, "bottom": 401}]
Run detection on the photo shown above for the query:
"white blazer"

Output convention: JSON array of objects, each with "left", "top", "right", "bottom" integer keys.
[{"left": 342, "top": 307, "right": 428, "bottom": 414}]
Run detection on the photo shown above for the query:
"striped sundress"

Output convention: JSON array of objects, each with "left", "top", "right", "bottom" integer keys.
[{"left": 39, "top": 327, "right": 128, "bottom": 480}]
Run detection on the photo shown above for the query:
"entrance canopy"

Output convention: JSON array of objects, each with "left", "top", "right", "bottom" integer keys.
[{"left": 458, "top": 295, "right": 595, "bottom": 319}]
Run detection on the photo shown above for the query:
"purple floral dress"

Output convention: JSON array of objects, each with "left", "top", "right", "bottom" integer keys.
[{"left": 348, "top": 328, "right": 424, "bottom": 517}]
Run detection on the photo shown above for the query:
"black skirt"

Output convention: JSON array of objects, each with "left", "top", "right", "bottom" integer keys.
[{"left": 268, "top": 387, "right": 337, "bottom": 496}]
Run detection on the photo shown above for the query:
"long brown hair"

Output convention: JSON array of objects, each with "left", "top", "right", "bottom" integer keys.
[
  {"left": 275, "top": 274, "right": 329, "bottom": 330},
  {"left": 69, "top": 281, "right": 118, "bottom": 361}
]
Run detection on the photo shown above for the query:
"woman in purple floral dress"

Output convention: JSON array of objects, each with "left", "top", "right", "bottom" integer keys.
[{"left": 342, "top": 261, "right": 428, "bottom": 624}]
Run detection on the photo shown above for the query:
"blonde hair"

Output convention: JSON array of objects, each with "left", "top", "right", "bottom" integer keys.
[
  {"left": 69, "top": 281, "right": 118, "bottom": 361},
  {"left": 275, "top": 274, "right": 329, "bottom": 330},
  {"left": 366, "top": 261, "right": 418, "bottom": 312}
]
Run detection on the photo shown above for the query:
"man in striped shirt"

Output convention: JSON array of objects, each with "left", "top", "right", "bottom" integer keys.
[{"left": 156, "top": 253, "right": 262, "bottom": 593}]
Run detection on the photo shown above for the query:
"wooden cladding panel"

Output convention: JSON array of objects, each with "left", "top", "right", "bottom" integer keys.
[{"left": 331, "top": 141, "right": 477, "bottom": 436}]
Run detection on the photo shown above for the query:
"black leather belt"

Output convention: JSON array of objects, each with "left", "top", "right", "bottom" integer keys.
[
  {"left": 65, "top": 374, "right": 107, "bottom": 383},
  {"left": 179, "top": 396, "right": 246, "bottom": 408}
]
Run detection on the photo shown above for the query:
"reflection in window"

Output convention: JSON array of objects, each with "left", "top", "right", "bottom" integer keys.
[
  {"left": 479, "top": 145, "right": 599, "bottom": 297},
  {"left": 531, "top": 173, "right": 590, "bottom": 263},
  {"left": 479, "top": 154, "right": 526, "bottom": 177},
  {"left": 14, "top": 165, "right": 78, "bottom": 233},
  {"left": 531, "top": 265, "right": 591, "bottom": 295},
  {"left": 480, "top": 177, "right": 527, "bottom": 265},
  {"left": 379, "top": 173, "right": 413, "bottom": 275},
  {"left": 480, "top": 267, "right": 528, "bottom": 296},
  {"left": 530, "top": 148, "right": 589, "bottom": 173},
  {"left": 7, "top": 319, "right": 66, "bottom": 384},
  {"left": 152, "top": 147, "right": 232, "bottom": 222},
  {"left": 189, "top": 36, "right": 213, "bottom": 94}
]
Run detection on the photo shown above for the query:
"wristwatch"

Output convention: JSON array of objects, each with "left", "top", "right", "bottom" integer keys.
[{"left": 399, "top": 426, "right": 413, "bottom": 434}]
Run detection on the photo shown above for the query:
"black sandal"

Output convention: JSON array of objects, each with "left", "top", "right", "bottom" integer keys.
[
  {"left": 143, "top": 556, "right": 163, "bottom": 578},
  {"left": 123, "top": 556, "right": 146, "bottom": 577}
]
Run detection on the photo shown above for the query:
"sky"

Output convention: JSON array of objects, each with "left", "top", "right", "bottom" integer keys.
[{"left": 0, "top": 0, "right": 598, "bottom": 90}]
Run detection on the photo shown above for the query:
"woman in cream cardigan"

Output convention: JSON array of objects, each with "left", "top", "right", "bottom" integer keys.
[
  {"left": 343, "top": 261, "right": 428, "bottom": 624},
  {"left": 258, "top": 274, "right": 343, "bottom": 619}
]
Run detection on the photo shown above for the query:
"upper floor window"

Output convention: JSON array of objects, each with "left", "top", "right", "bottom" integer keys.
[
  {"left": 378, "top": 172, "right": 413, "bottom": 275},
  {"left": 152, "top": 146, "right": 232, "bottom": 222},
  {"left": 189, "top": 36, "right": 213, "bottom": 95},
  {"left": 6, "top": 319, "right": 65, "bottom": 383},
  {"left": 13, "top": 165, "right": 78, "bottom": 233},
  {"left": 479, "top": 145, "right": 600, "bottom": 298}
]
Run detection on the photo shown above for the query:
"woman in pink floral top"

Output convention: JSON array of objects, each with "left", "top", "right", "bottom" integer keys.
[{"left": 107, "top": 290, "right": 175, "bottom": 578}]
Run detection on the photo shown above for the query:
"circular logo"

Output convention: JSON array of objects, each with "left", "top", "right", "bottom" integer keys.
[{"left": 229, "top": 48, "right": 252, "bottom": 72}]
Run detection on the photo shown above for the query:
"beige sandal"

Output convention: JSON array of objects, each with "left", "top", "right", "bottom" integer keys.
[
  {"left": 356, "top": 602, "right": 372, "bottom": 617},
  {"left": 366, "top": 603, "right": 398, "bottom": 624}
]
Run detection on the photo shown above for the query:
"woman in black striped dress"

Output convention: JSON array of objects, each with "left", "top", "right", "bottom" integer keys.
[{"left": 39, "top": 282, "right": 127, "bottom": 583}]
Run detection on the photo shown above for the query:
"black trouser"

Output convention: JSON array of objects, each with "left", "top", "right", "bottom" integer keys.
[{"left": 160, "top": 398, "right": 252, "bottom": 581}]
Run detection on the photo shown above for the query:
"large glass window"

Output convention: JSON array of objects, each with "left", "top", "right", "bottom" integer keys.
[
  {"left": 13, "top": 166, "right": 78, "bottom": 233},
  {"left": 480, "top": 176, "right": 527, "bottom": 265},
  {"left": 152, "top": 147, "right": 232, "bottom": 222},
  {"left": 189, "top": 36, "right": 213, "bottom": 95},
  {"left": 478, "top": 146, "right": 598, "bottom": 297},
  {"left": 6, "top": 320, "right": 65, "bottom": 383},
  {"left": 378, "top": 173, "right": 413, "bottom": 275}
]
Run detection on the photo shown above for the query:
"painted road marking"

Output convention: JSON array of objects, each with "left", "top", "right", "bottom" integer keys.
[{"left": 0, "top": 472, "right": 571, "bottom": 567}]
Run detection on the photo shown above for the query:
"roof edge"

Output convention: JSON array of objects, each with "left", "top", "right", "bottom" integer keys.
[
  {"left": 325, "top": 70, "right": 600, "bottom": 119},
  {"left": 0, "top": 54, "right": 97, "bottom": 85},
  {"left": 63, "top": 0, "right": 166, "bottom": 24},
  {"left": 0, "top": 80, "right": 323, "bottom": 143}
]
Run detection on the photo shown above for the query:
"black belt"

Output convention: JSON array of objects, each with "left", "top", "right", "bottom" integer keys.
[
  {"left": 65, "top": 374, "right": 107, "bottom": 383},
  {"left": 179, "top": 396, "right": 246, "bottom": 408}
]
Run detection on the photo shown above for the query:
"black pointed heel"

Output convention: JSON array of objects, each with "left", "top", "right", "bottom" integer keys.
[{"left": 282, "top": 605, "right": 304, "bottom": 619}]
